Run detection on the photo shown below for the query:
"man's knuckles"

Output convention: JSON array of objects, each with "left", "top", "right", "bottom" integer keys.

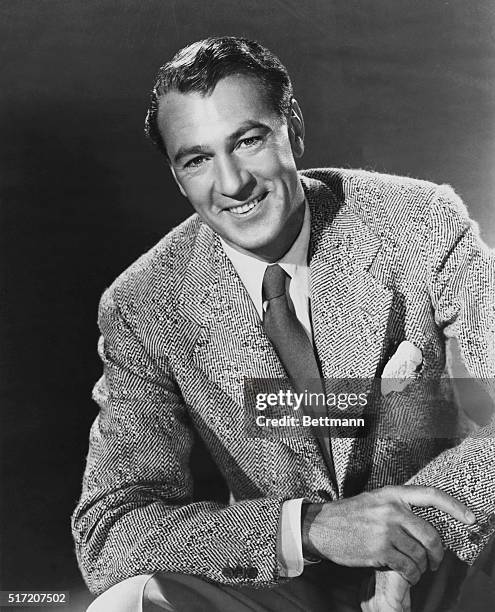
[
  {"left": 394, "top": 559, "right": 421, "bottom": 585},
  {"left": 421, "top": 529, "right": 441, "bottom": 550},
  {"left": 373, "top": 501, "right": 404, "bottom": 524}
]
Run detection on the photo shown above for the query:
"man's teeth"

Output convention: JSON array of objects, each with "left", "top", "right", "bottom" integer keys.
[{"left": 229, "top": 195, "right": 264, "bottom": 215}]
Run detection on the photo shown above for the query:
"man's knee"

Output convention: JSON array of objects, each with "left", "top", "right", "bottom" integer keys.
[
  {"left": 86, "top": 574, "right": 153, "bottom": 612},
  {"left": 143, "top": 573, "right": 203, "bottom": 612},
  {"left": 142, "top": 573, "right": 244, "bottom": 612}
]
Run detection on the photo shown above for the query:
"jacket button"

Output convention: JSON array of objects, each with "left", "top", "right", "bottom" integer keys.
[
  {"left": 233, "top": 566, "right": 244, "bottom": 579},
  {"left": 487, "top": 513, "right": 495, "bottom": 528},
  {"left": 468, "top": 532, "right": 481, "bottom": 545},
  {"left": 222, "top": 567, "right": 234, "bottom": 578},
  {"left": 317, "top": 489, "right": 331, "bottom": 501},
  {"left": 246, "top": 566, "right": 258, "bottom": 579}
]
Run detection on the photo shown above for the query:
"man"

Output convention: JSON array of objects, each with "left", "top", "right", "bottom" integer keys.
[{"left": 72, "top": 37, "right": 495, "bottom": 611}]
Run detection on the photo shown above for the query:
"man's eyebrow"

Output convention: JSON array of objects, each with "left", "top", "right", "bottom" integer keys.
[
  {"left": 173, "top": 121, "right": 271, "bottom": 165},
  {"left": 228, "top": 120, "right": 271, "bottom": 143},
  {"left": 173, "top": 144, "right": 211, "bottom": 165}
]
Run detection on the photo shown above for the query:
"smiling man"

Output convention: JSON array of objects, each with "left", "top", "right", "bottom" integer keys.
[{"left": 73, "top": 37, "right": 495, "bottom": 612}]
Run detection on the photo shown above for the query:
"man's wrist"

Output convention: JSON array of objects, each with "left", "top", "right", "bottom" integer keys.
[{"left": 301, "top": 502, "right": 324, "bottom": 561}]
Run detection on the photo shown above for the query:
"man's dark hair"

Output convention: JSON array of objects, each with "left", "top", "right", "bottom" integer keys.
[{"left": 144, "top": 36, "right": 293, "bottom": 158}]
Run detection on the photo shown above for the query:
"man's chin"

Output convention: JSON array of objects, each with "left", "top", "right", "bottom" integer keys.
[{"left": 231, "top": 238, "right": 288, "bottom": 262}]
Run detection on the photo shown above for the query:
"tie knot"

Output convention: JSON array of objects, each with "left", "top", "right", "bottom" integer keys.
[{"left": 262, "top": 264, "right": 288, "bottom": 301}]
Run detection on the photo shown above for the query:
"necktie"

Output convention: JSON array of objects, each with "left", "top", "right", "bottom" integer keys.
[{"left": 262, "top": 264, "right": 336, "bottom": 486}]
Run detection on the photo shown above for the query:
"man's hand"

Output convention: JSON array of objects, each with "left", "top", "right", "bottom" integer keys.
[
  {"left": 302, "top": 485, "right": 475, "bottom": 584},
  {"left": 361, "top": 570, "right": 410, "bottom": 612}
]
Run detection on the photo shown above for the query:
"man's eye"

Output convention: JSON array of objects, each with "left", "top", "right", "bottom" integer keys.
[
  {"left": 238, "top": 136, "right": 262, "bottom": 148},
  {"left": 185, "top": 156, "right": 207, "bottom": 169}
]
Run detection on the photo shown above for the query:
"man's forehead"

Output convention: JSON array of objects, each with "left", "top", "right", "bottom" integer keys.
[
  {"left": 161, "top": 73, "right": 271, "bottom": 105},
  {"left": 156, "top": 75, "right": 278, "bottom": 140}
]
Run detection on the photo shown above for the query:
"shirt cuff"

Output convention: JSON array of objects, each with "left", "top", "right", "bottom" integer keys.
[{"left": 277, "top": 498, "right": 305, "bottom": 577}]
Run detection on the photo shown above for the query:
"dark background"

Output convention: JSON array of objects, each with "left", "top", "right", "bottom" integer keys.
[{"left": 1, "top": 1, "right": 494, "bottom": 610}]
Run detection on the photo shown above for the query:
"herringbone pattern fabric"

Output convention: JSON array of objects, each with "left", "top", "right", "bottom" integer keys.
[{"left": 72, "top": 168, "right": 495, "bottom": 596}]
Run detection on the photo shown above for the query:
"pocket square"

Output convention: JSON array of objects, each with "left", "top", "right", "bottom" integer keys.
[{"left": 381, "top": 340, "right": 423, "bottom": 396}]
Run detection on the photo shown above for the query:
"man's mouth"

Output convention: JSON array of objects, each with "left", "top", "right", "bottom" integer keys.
[{"left": 226, "top": 192, "right": 268, "bottom": 216}]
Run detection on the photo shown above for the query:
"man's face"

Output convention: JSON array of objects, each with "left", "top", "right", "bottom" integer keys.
[{"left": 157, "top": 74, "right": 305, "bottom": 261}]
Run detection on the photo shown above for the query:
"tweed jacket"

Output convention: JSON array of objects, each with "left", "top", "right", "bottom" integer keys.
[{"left": 72, "top": 168, "right": 495, "bottom": 596}]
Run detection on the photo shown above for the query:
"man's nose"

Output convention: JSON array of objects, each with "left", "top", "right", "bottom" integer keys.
[{"left": 215, "top": 156, "right": 253, "bottom": 200}]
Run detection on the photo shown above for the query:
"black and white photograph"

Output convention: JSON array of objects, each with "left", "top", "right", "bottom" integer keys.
[{"left": 1, "top": 2, "right": 494, "bottom": 611}]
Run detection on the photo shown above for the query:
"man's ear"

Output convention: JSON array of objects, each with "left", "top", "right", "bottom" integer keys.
[
  {"left": 288, "top": 98, "right": 305, "bottom": 159},
  {"left": 169, "top": 163, "right": 187, "bottom": 197}
]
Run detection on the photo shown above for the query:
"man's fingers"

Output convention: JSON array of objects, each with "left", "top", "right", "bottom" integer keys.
[
  {"left": 386, "top": 548, "right": 422, "bottom": 585},
  {"left": 396, "top": 486, "right": 476, "bottom": 525},
  {"left": 400, "top": 515, "right": 444, "bottom": 571},
  {"left": 394, "top": 529, "right": 428, "bottom": 574}
]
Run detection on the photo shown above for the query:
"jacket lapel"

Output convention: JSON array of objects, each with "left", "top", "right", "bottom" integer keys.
[
  {"left": 304, "top": 174, "right": 393, "bottom": 379},
  {"left": 303, "top": 174, "right": 394, "bottom": 493},
  {"left": 180, "top": 223, "right": 285, "bottom": 391}
]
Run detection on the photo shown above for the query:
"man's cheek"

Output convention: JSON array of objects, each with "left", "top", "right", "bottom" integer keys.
[
  {"left": 249, "top": 147, "right": 285, "bottom": 173},
  {"left": 184, "top": 187, "right": 212, "bottom": 214}
]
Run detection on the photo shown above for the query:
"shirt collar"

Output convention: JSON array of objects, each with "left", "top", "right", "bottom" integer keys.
[{"left": 220, "top": 200, "right": 310, "bottom": 314}]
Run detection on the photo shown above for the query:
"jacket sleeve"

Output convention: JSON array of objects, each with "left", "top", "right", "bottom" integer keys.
[
  {"left": 406, "top": 184, "right": 495, "bottom": 565},
  {"left": 71, "top": 287, "right": 285, "bottom": 595}
]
